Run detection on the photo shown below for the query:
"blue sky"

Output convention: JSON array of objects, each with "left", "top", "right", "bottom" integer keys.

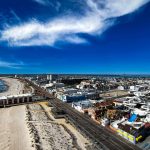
[{"left": 0, "top": 0, "right": 150, "bottom": 74}]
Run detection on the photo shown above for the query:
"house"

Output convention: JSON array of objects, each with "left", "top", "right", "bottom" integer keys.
[{"left": 72, "top": 100, "right": 92, "bottom": 113}]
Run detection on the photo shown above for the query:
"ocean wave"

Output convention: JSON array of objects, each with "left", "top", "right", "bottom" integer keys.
[{"left": 0, "top": 80, "right": 8, "bottom": 93}]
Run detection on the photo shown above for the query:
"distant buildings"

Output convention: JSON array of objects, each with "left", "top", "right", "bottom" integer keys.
[
  {"left": 47, "top": 74, "right": 53, "bottom": 83},
  {"left": 22, "top": 74, "right": 150, "bottom": 147},
  {"left": 118, "top": 85, "right": 124, "bottom": 91},
  {"left": 129, "top": 85, "right": 148, "bottom": 92}
]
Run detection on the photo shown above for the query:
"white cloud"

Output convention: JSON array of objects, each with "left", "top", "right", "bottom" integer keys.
[
  {"left": 0, "top": 0, "right": 149, "bottom": 46},
  {"left": 33, "top": 0, "right": 48, "bottom": 6},
  {"left": 0, "top": 60, "right": 25, "bottom": 69},
  {"left": 33, "top": 0, "right": 61, "bottom": 11},
  {"left": 104, "top": 0, "right": 150, "bottom": 17},
  {"left": 10, "top": 10, "right": 21, "bottom": 23}
]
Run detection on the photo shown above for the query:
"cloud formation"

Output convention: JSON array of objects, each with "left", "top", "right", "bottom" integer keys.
[
  {"left": 0, "top": 60, "right": 25, "bottom": 69},
  {"left": 33, "top": 0, "right": 61, "bottom": 11},
  {"left": 0, "top": 0, "right": 149, "bottom": 46},
  {"left": 33, "top": 0, "right": 49, "bottom": 6}
]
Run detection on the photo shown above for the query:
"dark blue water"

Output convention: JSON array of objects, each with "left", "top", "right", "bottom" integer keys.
[{"left": 0, "top": 80, "right": 8, "bottom": 93}]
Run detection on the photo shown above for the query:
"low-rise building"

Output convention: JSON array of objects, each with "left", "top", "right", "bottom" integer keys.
[
  {"left": 88, "top": 101, "right": 113, "bottom": 121},
  {"left": 56, "top": 88, "right": 99, "bottom": 102},
  {"left": 118, "top": 86, "right": 125, "bottom": 91},
  {"left": 117, "top": 121, "right": 149, "bottom": 144},
  {"left": 72, "top": 100, "right": 92, "bottom": 113},
  {"left": 56, "top": 93, "right": 86, "bottom": 102}
]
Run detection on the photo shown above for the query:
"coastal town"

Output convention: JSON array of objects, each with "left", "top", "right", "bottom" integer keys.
[
  {"left": 0, "top": 75, "right": 149, "bottom": 150},
  {"left": 0, "top": 77, "right": 92, "bottom": 150},
  {"left": 0, "top": 0, "right": 150, "bottom": 149}
]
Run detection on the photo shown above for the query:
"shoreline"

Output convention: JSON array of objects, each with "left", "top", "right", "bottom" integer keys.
[
  {"left": 0, "top": 77, "right": 25, "bottom": 97},
  {"left": 0, "top": 78, "right": 9, "bottom": 93}
]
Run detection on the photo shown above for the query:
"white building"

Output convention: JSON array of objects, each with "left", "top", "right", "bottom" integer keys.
[
  {"left": 129, "top": 85, "right": 148, "bottom": 92},
  {"left": 101, "top": 118, "right": 109, "bottom": 127},
  {"left": 44, "top": 83, "right": 65, "bottom": 89},
  {"left": 57, "top": 93, "right": 86, "bottom": 102},
  {"left": 47, "top": 74, "right": 53, "bottom": 82},
  {"left": 72, "top": 100, "right": 92, "bottom": 113},
  {"left": 118, "top": 86, "right": 124, "bottom": 91}
]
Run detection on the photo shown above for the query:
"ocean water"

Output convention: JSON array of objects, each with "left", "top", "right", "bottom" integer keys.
[{"left": 0, "top": 80, "right": 8, "bottom": 93}]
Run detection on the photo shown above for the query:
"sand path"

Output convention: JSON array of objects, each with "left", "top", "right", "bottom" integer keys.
[{"left": 0, "top": 106, "right": 34, "bottom": 150}]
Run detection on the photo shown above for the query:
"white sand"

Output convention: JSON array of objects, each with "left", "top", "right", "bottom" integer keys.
[
  {"left": 0, "top": 77, "right": 24, "bottom": 97},
  {"left": 0, "top": 106, "right": 34, "bottom": 150},
  {"left": 0, "top": 102, "right": 91, "bottom": 150}
]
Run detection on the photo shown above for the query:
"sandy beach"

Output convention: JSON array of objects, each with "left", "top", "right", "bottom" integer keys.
[
  {"left": 0, "top": 77, "right": 25, "bottom": 97},
  {"left": 0, "top": 103, "right": 91, "bottom": 150},
  {"left": 0, "top": 106, "right": 34, "bottom": 150},
  {"left": 0, "top": 78, "right": 91, "bottom": 150}
]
